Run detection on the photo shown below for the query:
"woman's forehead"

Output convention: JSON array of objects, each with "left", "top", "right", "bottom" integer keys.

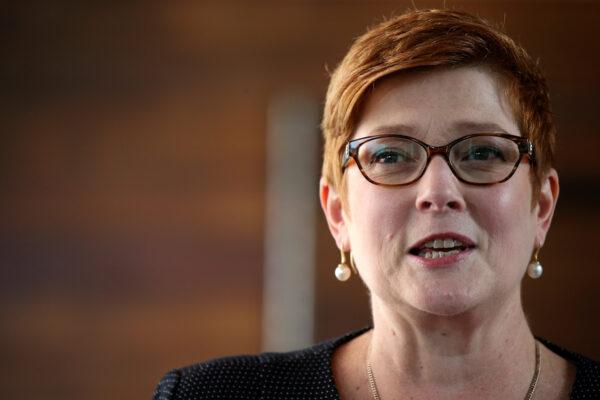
[{"left": 352, "top": 66, "right": 520, "bottom": 143}]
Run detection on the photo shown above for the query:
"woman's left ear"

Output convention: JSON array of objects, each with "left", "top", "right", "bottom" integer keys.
[{"left": 535, "top": 168, "right": 560, "bottom": 246}]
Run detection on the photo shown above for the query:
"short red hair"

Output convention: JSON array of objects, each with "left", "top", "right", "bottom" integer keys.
[{"left": 321, "top": 9, "right": 555, "bottom": 200}]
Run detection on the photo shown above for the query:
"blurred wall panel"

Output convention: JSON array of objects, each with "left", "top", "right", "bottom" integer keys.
[
  {"left": 1, "top": 1, "right": 598, "bottom": 399},
  {"left": 263, "top": 91, "right": 319, "bottom": 351}
]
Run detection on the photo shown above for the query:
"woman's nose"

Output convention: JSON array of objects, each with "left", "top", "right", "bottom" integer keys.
[{"left": 414, "top": 155, "right": 466, "bottom": 212}]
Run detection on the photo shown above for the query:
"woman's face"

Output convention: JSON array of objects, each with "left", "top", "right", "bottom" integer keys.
[{"left": 322, "top": 66, "right": 558, "bottom": 317}]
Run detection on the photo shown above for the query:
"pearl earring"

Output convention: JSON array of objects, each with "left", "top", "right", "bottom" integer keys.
[
  {"left": 335, "top": 249, "right": 352, "bottom": 281},
  {"left": 527, "top": 248, "right": 543, "bottom": 279}
]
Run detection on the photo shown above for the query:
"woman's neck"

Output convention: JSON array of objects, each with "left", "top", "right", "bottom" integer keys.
[{"left": 367, "top": 289, "right": 538, "bottom": 399}]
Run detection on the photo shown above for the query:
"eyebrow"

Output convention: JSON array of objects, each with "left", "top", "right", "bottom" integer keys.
[
  {"left": 367, "top": 124, "right": 418, "bottom": 136},
  {"left": 451, "top": 121, "right": 513, "bottom": 133},
  {"left": 365, "top": 121, "right": 514, "bottom": 136}
]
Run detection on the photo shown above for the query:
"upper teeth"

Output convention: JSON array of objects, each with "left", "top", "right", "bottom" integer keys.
[{"left": 422, "top": 238, "right": 464, "bottom": 249}]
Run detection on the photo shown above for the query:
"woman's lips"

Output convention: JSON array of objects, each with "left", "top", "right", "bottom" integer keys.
[
  {"left": 408, "top": 232, "right": 476, "bottom": 268},
  {"left": 409, "top": 246, "right": 474, "bottom": 268},
  {"left": 410, "top": 232, "right": 475, "bottom": 250}
]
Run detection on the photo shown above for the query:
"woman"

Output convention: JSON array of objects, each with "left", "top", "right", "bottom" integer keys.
[{"left": 154, "top": 9, "right": 600, "bottom": 400}]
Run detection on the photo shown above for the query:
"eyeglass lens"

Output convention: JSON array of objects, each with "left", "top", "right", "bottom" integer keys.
[{"left": 356, "top": 135, "right": 522, "bottom": 185}]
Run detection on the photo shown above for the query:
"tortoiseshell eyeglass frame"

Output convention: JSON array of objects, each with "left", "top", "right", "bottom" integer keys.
[{"left": 341, "top": 133, "right": 536, "bottom": 186}]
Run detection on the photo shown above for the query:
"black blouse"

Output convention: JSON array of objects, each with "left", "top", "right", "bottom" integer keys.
[{"left": 153, "top": 327, "right": 600, "bottom": 399}]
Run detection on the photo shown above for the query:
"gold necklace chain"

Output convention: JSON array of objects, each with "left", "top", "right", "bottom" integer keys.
[{"left": 367, "top": 340, "right": 541, "bottom": 400}]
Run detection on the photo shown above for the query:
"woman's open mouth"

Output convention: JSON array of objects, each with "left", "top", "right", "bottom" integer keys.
[
  {"left": 410, "top": 238, "right": 467, "bottom": 258},
  {"left": 409, "top": 235, "right": 476, "bottom": 266}
]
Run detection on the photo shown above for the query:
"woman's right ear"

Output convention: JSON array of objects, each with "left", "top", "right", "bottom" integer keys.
[{"left": 319, "top": 177, "right": 350, "bottom": 250}]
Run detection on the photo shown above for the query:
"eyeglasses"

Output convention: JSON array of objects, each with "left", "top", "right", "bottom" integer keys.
[{"left": 341, "top": 133, "right": 535, "bottom": 186}]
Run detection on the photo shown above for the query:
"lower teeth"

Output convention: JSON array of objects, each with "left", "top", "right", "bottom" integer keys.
[{"left": 421, "top": 249, "right": 460, "bottom": 259}]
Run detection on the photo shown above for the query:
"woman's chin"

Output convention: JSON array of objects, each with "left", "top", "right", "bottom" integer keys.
[
  {"left": 403, "top": 288, "right": 482, "bottom": 317},
  {"left": 415, "top": 298, "right": 475, "bottom": 317},
  {"left": 374, "top": 272, "right": 493, "bottom": 318}
]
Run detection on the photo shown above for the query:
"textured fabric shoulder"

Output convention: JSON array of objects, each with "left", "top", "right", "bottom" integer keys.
[
  {"left": 153, "top": 354, "right": 264, "bottom": 400},
  {"left": 152, "top": 327, "right": 369, "bottom": 400},
  {"left": 153, "top": 369, "right": 180, "bottom": 400},
  {"left": 538, "top": 338, "right": 600, "bottom": 399}
]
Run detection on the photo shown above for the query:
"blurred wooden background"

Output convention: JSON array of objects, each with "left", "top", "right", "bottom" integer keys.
[{"left": 1, "top": 1, "right": 599, "bottom": 399}]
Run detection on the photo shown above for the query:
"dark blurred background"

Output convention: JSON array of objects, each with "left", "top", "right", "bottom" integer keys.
[{"left": 1, "top": 1, "right": 599, "bottom": 399}]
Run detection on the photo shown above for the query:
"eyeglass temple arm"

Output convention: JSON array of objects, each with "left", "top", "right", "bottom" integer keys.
[
  {"left": 519, "top": 140, "right": 536, "bottom": 165},
  {"left": 341, "top": 144, "right": 352, "bottom": 170}
]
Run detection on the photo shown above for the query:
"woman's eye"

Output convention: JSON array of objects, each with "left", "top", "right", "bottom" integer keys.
[
  {"left": 372, "top": 149, "right": 407, "bottom": 164},
  {"left": 463, "top": 146, "right": 506, "bottom": 162}
]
